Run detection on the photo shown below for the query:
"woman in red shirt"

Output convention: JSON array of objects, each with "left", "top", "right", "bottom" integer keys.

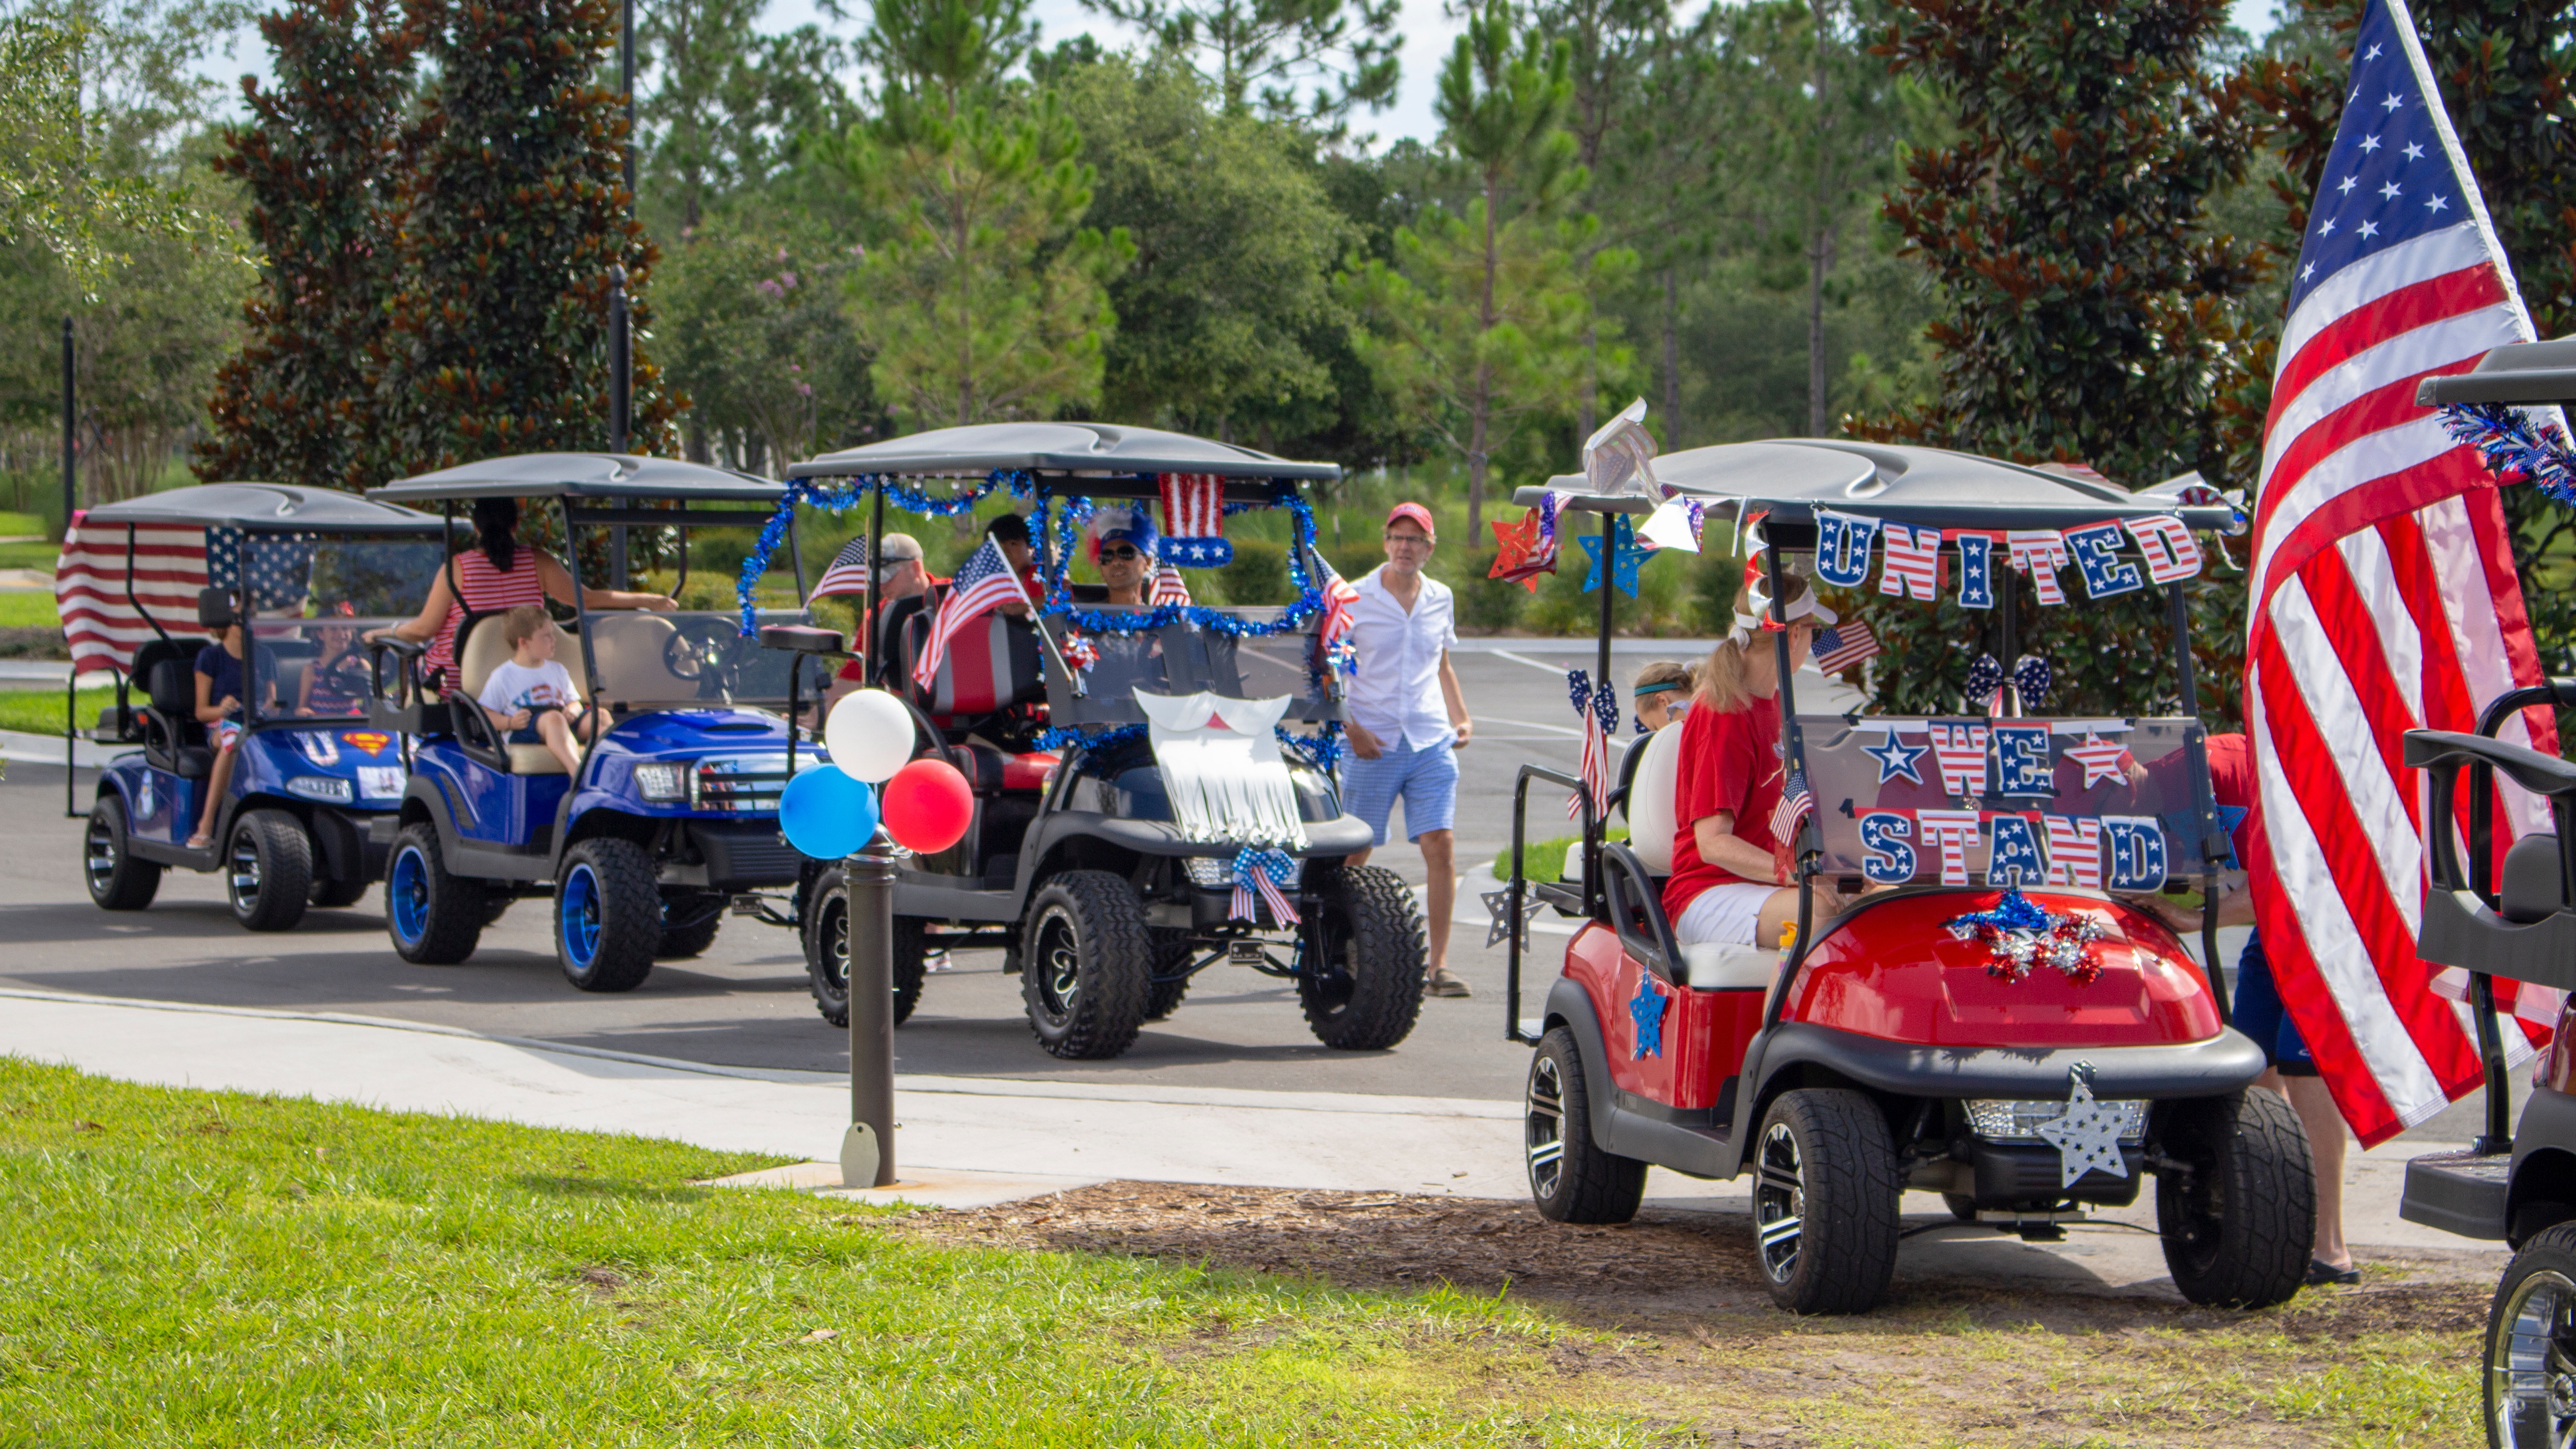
[{"left": 1664, "top": 573, "right": 1847, "bottom": 949}]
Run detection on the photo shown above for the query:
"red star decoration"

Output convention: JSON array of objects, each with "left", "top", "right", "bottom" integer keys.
[
  {"left": 1489, "top": 509, "right": 1554, "bottom": 593},
  {"left": 2067, "top": 732, "right": 2130, "bottom": 788}
]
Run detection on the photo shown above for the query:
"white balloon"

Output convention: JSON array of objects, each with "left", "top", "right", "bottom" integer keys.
[{"left": 825, "top": 688, "right": 915, "bottom": 784}]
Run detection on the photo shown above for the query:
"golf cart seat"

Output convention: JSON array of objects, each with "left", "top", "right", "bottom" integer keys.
[
  {"left": 137, "top": 639, "right": 213, "bottom": 779},
  {"left": 2500, "top": 832, "right": 2564, "bottom": 924},
  {"left": 1567, "top": 725, "right": 1779, "bottom": 992},
  {"left": 896, "top": 611, "right": 1046, "bottom": 737},
  {"left": 956, "top": 744, "right": 1060, "bottom": 794},
  {"left": 453, "top": 613, "right": 589, "bottom": 775}
]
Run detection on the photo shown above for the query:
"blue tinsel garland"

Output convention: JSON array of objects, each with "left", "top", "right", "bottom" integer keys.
[
  {"left": 732, "top": 471, "right": 1034, "bottom": 634},
  {"left": 2441, "top": 402, "right": 2576, "bottom": 506}
]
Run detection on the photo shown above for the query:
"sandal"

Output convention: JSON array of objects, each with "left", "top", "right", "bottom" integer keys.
[{"left": 185, "top": 832, "right": 212, "bottom": 849}]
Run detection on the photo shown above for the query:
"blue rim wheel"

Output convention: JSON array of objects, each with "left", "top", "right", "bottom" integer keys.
[
  {"left": 390, "top": 844, "right": 430, "bottom": 948},
  {"left": 560, "top": 863, "right": 602, "bottom": 969}
]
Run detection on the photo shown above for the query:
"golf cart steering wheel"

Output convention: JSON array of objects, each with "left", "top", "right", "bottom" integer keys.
[{"left": 663, "top": 617, "right": 739, "bottom": 686}]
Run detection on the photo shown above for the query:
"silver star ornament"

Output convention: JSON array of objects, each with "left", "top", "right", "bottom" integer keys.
[
  {"left": 2034, "top": 1062, "right": 2131, "bottom": 1189},
  {"left": 1482, "top": 887, "right": 1544, "bottom": 949}
]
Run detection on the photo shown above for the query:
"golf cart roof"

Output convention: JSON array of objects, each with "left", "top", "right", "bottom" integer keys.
[
  {"left": 368, "top": 453, "right": 782, "bottom": 503},
  {"left": 2418, "top": 337, "right": 2576, "bottom": 407},
  {"left": 790, "top": 423, "right": 1340, "bottom": 495},
  {"left": 1520, "top": 440, "right": 2241, "bottom": 536},
  {"left": 80, "top": 482, "right": 452, "bottom": 534}
]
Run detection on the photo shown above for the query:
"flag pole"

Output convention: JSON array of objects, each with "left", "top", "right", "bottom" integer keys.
[{"left": 62, "top": 316, "right": 77, "bottom": 819}]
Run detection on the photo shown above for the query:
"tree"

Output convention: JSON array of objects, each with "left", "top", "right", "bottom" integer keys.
[
  {"left": 637, "top": 0, "right": 848, "bottom": 235},
  {"left": 1341, "top": 1, "right": 1615, "bottom": 534},
  {"left": 819, "top": 0, "right": 1131, "bottom": 428},
  {"left": 1053, "top": 56, "right": 1350, "bottom": 442},
  {"left": 1851, "top": 0, "right": 2266, "bottom": 723},
  {"left": 195, "top": 0, "right": 420, "bottom": 491},
  {"left": 1075, "top": 0, "right": 1398, "bottom": 129},
  {"left": 655, "top": 221, "right": 873, "bottom": 466},
  {"left": 364, "top": 0, "right": 678, "bottom": 476}
]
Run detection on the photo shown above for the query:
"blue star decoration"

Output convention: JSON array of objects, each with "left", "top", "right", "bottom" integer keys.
[
  {"left": 1865, "top": 731, "right": 1927, "bottom": 785},
  {"left": 1578, "top": 515, "right": 1648, "bottom": 597},
  {"left": 1628, "top": 969, "right": 1668, "bottom": 1059}
]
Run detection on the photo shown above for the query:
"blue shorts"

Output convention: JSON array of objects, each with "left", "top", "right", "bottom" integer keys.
[
  {"left": 1343, "top": 735, "right": 1458, "bottom": 846},
  {"left": 2231, "top": 932, "right": 2318, "bottom": 1076}
]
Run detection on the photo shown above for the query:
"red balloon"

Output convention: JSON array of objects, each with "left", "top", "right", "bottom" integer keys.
[{"left": 880, "top": 757, "right": 974, "bottom": 853}]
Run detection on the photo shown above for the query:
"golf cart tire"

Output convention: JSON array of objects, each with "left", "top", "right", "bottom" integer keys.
[
  {"left": 387, "top": 822, "right": 485, "bottom": 965},
  {"left": 555, "top": 837, "right": 659, "bottom": 993},
  {"left": 656, "top": 904, "right": 724, "bottom": 960},
  {"left": 1295, "top": 863, "right": 1427, "bottom": 1051},
  {"left": 310, "top": 873, "right": 370, "bottom": 908},
  {"left": 2154, "top": 1089, "right": 2315, "bottom": 1309},
  {"left": 1527, "top": 1027, "right": 1646, "bottom": 1224},
  {"left": 84, "top": 795, "right": 161, "bottom": 911},
  {"left": 1021, "top": 870, "right": 1153, "bottom": 1060},
  {"left": 228, "top": 808, "right": 313, "bottom": 932},
  {"left": 803, "top": 867, "right": 927, "bottom": 1029},
  {"left": 1754, "top": 1088, "right": 1902, "bottom": 1316},
  {"left": 2486, "top": 1220, "right": 2576, "bottom": 1446},
  {"left": 1145, "top": 928, "right": 1193, "bottom": 1021}
]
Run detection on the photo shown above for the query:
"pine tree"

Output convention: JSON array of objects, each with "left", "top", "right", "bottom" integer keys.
[
  {"left": 195, "top": 0, "right": 419, "bottom": 490},
  {"left": 1848, "top": 0, "right": 2265, "bottom": 724},
  {"left": 364, "top": 0, "right": 676, "bottom": 476}
]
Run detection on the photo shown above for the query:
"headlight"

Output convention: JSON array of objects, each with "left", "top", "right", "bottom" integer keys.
[
  {"left": 1963, "top": 1098, "right": 2148, "bottom": 1143},
  {"left": 633, "top": 762, "right": 689, "bottom": 800},
  {"left": 1183, "top": 856, "right": 1231, "bottom": 888},
  {"left": 286, "top": 775, "right": 353, "bottom": 804}
]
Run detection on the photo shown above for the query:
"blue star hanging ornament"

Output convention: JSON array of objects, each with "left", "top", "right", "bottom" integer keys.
[
  {"left": 1481, "top": 886, "right": 1544, "bottom": 949},
  {"left": 1577, "top": 514, "right": 1648, "bottom": 597},
  {"left": 1865, "top": 731, "right": 1928, "bottom": 785},
  {"left": 1628, "top": 968, "right": 1668, "bottom": 1059}
]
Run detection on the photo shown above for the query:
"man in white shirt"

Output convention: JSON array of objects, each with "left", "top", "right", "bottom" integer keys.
[{"left": 1342, "top": 502, "right": 1474, "bottom": 997}]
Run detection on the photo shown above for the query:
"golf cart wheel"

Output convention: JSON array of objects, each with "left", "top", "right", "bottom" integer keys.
[
  {"left": 1752, "top": 1088, "right": 1902, "bottom": 1315},
  {"left": 1294, "top": 863, "right": 1427, "bottom": 1051},
  {"left": 2487, "top": 1221, "right": 2576, "bottom": 1447},
  {"left": 1526, "top": 1027, "right": 1645, "bottom": 1223},
  {"left": 1145, "top": 928, "right": 1193, "bottom": 1021},
  {"left": 386, "top": 822, "right": 484, "bottom": 965},
  {"left": 1020, "top": 870, "right": 1152, "bottom": 1060},
  {"left": 310, "top": 873, "right": 370, "bottom": 908},
  {"left": 2153, "top": 1090, "right": 2314, "bottom": 1309},
  {"left": 226, "top": 808, "right": 313, "bottom": 932},
  {"left": 555, "top": 837, "right": 659, "bottom": 993},
  {"left": 83, "top": 795, "right": 161, "bottom": 911},
  {"left": 803, "top": 867, "right": 927, "bottom": 1029},
  {"left": 656, "top": 894, "right": 724, "bottom": 959}
]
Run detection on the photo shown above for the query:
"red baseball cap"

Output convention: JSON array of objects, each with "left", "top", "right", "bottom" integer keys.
[{"left": 1386, "top": 502, "right": 1437, "bottom": 541}]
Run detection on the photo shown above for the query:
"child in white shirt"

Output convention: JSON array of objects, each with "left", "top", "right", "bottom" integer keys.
[{"left": 477, "top": 604, "right": 591, "bottom": 774}]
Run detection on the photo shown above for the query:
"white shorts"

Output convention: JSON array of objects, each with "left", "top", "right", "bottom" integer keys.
[{"left": 1674, "top": 882, "right": 1777, "bottom": 947}]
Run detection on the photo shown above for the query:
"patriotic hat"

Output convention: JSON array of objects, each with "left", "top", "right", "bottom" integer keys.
[
  {"left": 1087, "top": 504, "right": 1160, "bottom": 563},
  {"left": 1157, "top": 473, "right": 1232, "bottom": 567}
]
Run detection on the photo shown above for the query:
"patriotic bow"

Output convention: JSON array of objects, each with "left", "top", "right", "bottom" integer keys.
[
  {"left": 1567, "top": 669, "right": 1618, "bottom": 820},
  {"left": 2012, "top": 654, "right": 2053, "bottom": 709},
  {"left": 1229, "top": 848, "right": 1300, "bottom": 926}
]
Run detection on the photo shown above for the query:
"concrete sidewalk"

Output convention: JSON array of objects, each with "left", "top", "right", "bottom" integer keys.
[{"left": 0, "top": 985, "right": 2509, "bottom": 1291}]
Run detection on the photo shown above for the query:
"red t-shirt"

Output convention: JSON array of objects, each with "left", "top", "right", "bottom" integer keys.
[{"left": 1663, "top": 694, "right": 1784, "bottom": 922}]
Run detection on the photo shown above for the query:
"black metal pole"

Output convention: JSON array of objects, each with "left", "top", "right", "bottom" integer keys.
[
  {"left": 1762, "top": 529, "right": 1815, "bottom": 1029},
  {"left": 1587, "top": 506, "right": 1615, "bottom": 916},
  {"left": 2166, "top": 581, "right": 2230, "bottom": 1029},
  {"left": 61, "top": 316, "right": 75, "bottom": 819},
  {"left": 608, "top": 266, "right": 632, "bottom": 590}
]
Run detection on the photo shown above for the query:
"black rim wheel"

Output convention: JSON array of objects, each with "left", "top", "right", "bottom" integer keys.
[
  {"left": 1526, "top": 1049, "right": 1568, "bottom": 1201},
  {"left": 1754, "top": 1120, "right": 1807, "bottom": 1286},
  {"left": 225, "top": 827, "right": 262, "bottom": 916},
  {"left": 84, "top": 811, "right": 119, "bottom": 895},
  {"left": 1033, "top": 905, "right": 1082, "bottom": 1022}
]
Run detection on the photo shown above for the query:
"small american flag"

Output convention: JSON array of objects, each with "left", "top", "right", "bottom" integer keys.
[
  {"left": 1812, "top": 621, "right": 1879, "bottom": 675},
  {"left": 1150, "top": 563, "right": 1192, "bottom": 606},
  {"left": 1315, "top": 551, "right": 1361, "bottom": 649},
  {"left": 912, "top": 538, "right": 1031, "bottom": 689},
  {"left": 1229, "top": 848, "right": 1300, "bottom": 926},
  {"left": 814, "top": 535, "right": 875, "bottom": 597},
  {"left": 1769, "top": 763, "right": 1814, "bottom": 846},
  {"left": 1568, "top": 670, "right": 1612, "bottom": 820}
]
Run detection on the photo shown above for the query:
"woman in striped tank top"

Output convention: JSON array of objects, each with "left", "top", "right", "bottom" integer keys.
[{"left": 374, "top": 497, "right": 675, "bottom": 686}]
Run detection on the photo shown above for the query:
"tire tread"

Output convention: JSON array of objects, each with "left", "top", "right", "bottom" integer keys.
[
  {"left": 1761, "top": 1088, "right": 1902, "bottom": 1315},
  {"left": 1020, "top": 870, "right": 1152, "bottom": 1059},
  {"left": 389, "top": 822, "right": 485, "bottom": 965},
  {"left": 1297, "top": 863, "right": 1428, "bottom": 1050},
  {"left": 1530, "top": 1027, "right": 1646, "bottom": 1224},
  {"left": 556, "top": 837, "right": 659, "bottom": 993},
  {"left": 232, "top": 809, "right": 313, "bottom": 932}
]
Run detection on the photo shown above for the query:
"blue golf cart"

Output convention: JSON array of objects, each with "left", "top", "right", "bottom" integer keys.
[
  {"left": 359, "top": 453, "right": 828, "bottom": 991},
  {"left": 75, "top": 483, "right": 452, "bottom": 928}
]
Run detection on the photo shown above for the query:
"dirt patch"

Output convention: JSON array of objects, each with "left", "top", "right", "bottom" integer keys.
[{"left": 0, "top": 628, "right": 62, "bottom": 659}]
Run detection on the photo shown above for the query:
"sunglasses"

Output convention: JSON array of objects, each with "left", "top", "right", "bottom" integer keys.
[{"left": 1100, "top": 546, "right": 1142, "bottom": 561}]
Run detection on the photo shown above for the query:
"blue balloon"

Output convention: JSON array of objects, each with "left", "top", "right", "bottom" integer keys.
[{"left": 779, "top": 764, "right": 881, "bottom": 859}]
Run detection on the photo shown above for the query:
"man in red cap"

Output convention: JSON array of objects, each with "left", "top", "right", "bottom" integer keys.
[{"left": 1343, "top": 501, "right": 1474, "bottom": 997}]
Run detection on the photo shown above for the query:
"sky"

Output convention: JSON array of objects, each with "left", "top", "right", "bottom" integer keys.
[{"left": 188, "top": 0, "right": 2285, "bottom": 155}]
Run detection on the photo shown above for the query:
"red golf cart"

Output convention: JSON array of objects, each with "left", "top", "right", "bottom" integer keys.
[{"left": 1500, "top": 440, "right": 2315, "bottom": 1314}]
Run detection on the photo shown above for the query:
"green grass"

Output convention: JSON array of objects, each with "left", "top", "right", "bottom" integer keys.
[
  {"left": 0, "top": 509, "right": 42, "bottom": 536},
  {"left": 0, "top": 540, "right": 56, "bottom": 570},
  {"left": 1493, "top": 829, "right": 1627, "bottom": 883},
  {"left": 0, "top": 1060, "right": 1640, "bottom": 1448},
  {"left": 0, "top": 590, "right": 61, "bottom": 627},
  {"left": 0, "top": 686, "right": 112, "bottom": 735}
]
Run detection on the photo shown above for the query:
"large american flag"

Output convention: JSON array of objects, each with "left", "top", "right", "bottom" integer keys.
[
  {"left": 55, "top": 520, "right": 308, "bottom": 674},
  {"left": 2247, "top": 0, "right": 2559, "bottom": 1148},
  {"left": 912, "top": 537, "right": 1032, "bottom": 689}
]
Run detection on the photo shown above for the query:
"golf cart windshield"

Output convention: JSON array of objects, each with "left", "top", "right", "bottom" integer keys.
[
  {"left": 1795, "top": 715, "right": 2221, "bottom": 889},
  {"left": 1042, "top": 607, "right": 1337, "bottom": 728},
  {"left": 585, "top": 609, "right": 805, "bottom": 711},
  {"left": 238, "top": 533, "right": 448, "bottom": 618}
]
